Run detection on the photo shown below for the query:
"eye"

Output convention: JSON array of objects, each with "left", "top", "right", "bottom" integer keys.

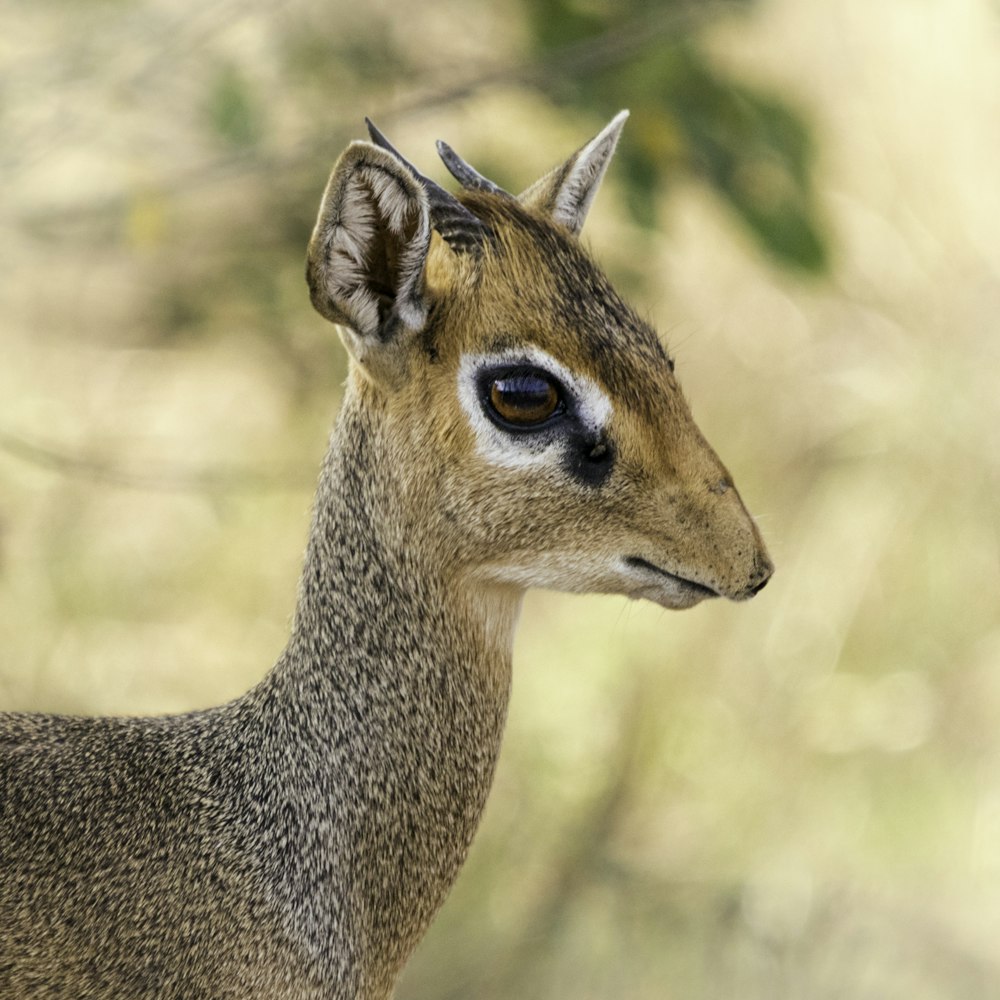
[{"left": 486, "top": 369, "right": 562, "bottom": 428}]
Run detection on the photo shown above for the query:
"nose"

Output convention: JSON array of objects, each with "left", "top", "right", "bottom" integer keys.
[{"left": 743, "top": 554, "right": 774, "bottom": 599}]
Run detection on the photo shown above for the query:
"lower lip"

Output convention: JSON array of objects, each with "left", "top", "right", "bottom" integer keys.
[{"left": 624, "top": 557, "right": 719, "bottom": 599}]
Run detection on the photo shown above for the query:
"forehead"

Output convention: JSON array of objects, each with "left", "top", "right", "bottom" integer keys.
[{"left": 438, "top": 195, "right": 673, "bottom": 415}]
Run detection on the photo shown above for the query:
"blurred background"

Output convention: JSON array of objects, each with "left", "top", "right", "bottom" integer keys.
[{"left": 2, "top": 0, "right": 1000, "bottom": 995}]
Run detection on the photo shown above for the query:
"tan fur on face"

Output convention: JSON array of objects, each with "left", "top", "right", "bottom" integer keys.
[{"left": 354, "top": 194, "right": 771, "bottom": 609}]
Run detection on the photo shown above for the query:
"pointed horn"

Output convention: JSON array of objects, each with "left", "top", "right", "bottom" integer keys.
[
  {"left": 436, "top": 140, "right": 510, "bottom": 197},
  {"left": 365, "top": 118, "right": 491, "bottom": 253}
]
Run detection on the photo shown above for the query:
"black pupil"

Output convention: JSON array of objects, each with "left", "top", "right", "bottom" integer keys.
[{"left": 489, "top": 373, "right": 558, "bottom": 426}]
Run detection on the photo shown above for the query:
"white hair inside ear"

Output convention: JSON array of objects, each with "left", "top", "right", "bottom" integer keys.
[{"left": 306, "top": 142, "right": 431, "bottom": 342}]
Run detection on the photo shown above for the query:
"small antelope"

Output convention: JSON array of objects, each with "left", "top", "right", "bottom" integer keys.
[{"left": 0, "top": 113, "right": 772, "bottom": 998}]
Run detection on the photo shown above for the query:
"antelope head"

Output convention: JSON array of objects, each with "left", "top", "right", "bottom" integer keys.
[{"left": 306, "top": 114, "right": 773, "bottom": 610}]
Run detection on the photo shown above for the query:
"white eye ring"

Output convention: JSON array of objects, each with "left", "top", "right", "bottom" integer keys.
[{"left": 457, "top": 346, "right": 612, "bottom": 469}]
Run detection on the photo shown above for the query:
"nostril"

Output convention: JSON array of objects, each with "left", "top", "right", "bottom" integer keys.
[{"left": 748, "top": 558, "right": 774, "bottom": 596}]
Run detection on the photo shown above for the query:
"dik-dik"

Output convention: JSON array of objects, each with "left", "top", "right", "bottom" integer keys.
[{"left": 0, "top": 113, "right": 772, "bottom": 998}]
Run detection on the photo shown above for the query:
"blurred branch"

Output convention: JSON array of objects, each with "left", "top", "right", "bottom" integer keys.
[
  {"left": 11, "top": 1, "right": 742, "bottom": 232},
  {"left": 10, "top": 0, "right": 825, "bottom": 271},
  {"left": 0, "top": 429, "right": 313, "bottom": 494}
]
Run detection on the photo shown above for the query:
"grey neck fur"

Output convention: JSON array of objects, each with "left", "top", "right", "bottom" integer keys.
[{"left": 247, "top": 382, "right": 518, "bottom": 993}]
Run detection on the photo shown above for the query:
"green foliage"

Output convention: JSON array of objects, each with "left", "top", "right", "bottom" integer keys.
[
  {"left": 522, "top": 0, "right": 828, "bottom": 271},
  {"left": 205, "top": 63, "right": 264, "bottom": 149}
]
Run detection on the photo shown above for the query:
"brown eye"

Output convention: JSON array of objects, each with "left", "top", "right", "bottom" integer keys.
[{"left": 488, "top": 371, "right": 561, "bottom": 427}]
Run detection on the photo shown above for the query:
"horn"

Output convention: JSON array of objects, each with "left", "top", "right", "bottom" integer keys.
[
  {"left": 365, "top": 118, "right": 491, "bottom": 253},
  {"left": 435, "top": 140, "right": 510, "bottom": 197}
]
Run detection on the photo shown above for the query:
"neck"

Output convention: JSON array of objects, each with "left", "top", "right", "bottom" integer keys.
[{"left": 252, "top": 382, "right": 522, "bottom": 989}]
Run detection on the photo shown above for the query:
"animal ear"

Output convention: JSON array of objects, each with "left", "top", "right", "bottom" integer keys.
[
  {"left": 519, "top": 110, "right": 629, "bottom": 235},
  {"left": 306, "top": 141, "right": 431, "bottom": 343}
]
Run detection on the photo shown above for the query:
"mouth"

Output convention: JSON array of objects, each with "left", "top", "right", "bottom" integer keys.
[{"left": 623, "top": 556, "right": 720, "bottom": 603}]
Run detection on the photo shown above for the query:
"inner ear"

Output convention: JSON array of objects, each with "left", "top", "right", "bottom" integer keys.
[
  {"left": 368, "top": 205, "right": 416, "bottom": 327},
  {"left": 307, "top": 142, "right": 431, "bottom": 343}
]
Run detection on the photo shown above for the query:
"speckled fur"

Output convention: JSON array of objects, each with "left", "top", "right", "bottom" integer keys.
[{"left": 0, "top": 118, "right": 771, "bottom": 998}]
